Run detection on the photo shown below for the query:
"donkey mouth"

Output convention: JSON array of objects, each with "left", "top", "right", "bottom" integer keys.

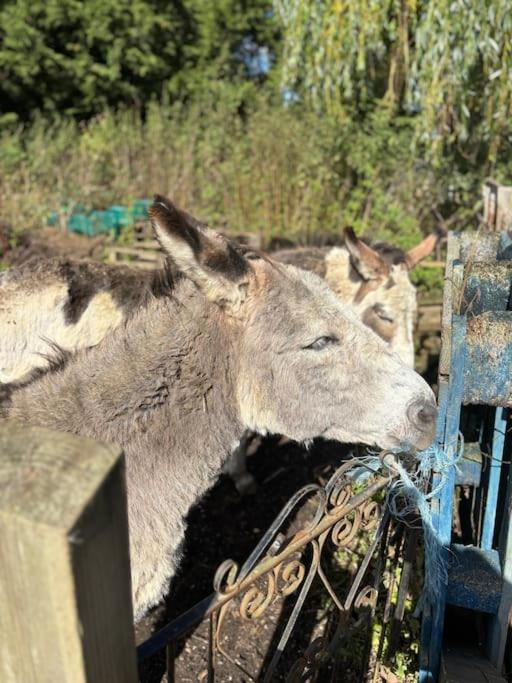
[
  {"left": 413, "top": 430, "right": 436, "bottom": 452},
  {"left": 375, "top": 428, "right": 435, "bottom": 454}
]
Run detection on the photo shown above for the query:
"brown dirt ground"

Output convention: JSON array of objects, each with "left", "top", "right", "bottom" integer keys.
[
  {"left": 1, "top": 224, "right": 106, "bottom": 267},
  {"left": 135, "top": 437, "right": 346, "bottom": 683}
]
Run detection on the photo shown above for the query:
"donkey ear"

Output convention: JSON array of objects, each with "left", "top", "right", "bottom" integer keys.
[
  {"left": 405, "top": 228, "right": 446, "bottom": 269},
  {"left": 343, "top": 227, "right": 389, "bottom": 281},
  {"left": 150, "top": 195, "right": 251, "bottom": 309}
]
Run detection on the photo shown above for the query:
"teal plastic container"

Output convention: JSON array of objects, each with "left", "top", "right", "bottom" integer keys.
[
  {"left": 132, "top": 199, "right": 152, "bottom": 220},
  {"left": 65, "top": 198, "right": 152, "bottom": 237},
  {"left": 90, "top": 211, "right": 116, "bottom": 234},
  {"left": 107, "top": 205, "right": 132, "bottom": 227},
  {"left": 69, "top": 211, "right": 113, "bottom": 236},
  {"left": 47, "top": 202, "right": 88, "bottom": 228},
  {"left": 68, "top": 214, "right": 94, "bottom": 236}
]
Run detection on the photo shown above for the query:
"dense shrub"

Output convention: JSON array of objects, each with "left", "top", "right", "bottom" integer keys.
[{"left": 1, "top": 95, "right": 500, "bottom": 246}]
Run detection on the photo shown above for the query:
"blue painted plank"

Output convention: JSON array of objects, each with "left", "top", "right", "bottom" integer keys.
[
  {"left": 455, "top": 443, "right": 482, "bottom": 487},
  {"left": 421, "top": 232, "right": 512, "bottom": 680},
  {"left": 489, "top": 413, "right": 512, "bottom": 669},
  {"left": 420, "top": 377, "right": 450, "bottom": 683},
  {"left": 498, "top": 231, "right": 512, "bottom": 260},
  {"left": 438, "top": 318, "right": 467, "bottom": 545},
  {"left": 481, "top": 408, "right": 507, "bottom": 550},
  {"left": 459, "top": 232, "right": 502, "bottom": 264},
  {"left": 446, "top": 545, "right": 502, "bottom": 613},
  {"left": 420, "top": 316, "right": 467, "bottom": 683},
  {"left": 463, "top": 264, "right": 512, "bottom": 315}
]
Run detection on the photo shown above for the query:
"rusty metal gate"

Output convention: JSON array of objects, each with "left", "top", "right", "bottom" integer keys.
[{"left": 138, "top": 454, "right": 423, "bottom": 681}]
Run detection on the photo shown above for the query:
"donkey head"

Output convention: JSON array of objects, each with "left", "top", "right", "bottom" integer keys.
[
  {"left": 324, "top": 228, "right": 443, "bottom": 368},
  {"left": 151, "top": 197, "right": 437, "bottom": 452}
]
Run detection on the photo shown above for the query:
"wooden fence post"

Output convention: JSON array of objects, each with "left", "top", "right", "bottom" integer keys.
[
  {"left": 483, "top": 179, "right": 512, "bottom": 232},
  {"left": 0, "top": 421, "right": 137, "bottom": 683}
]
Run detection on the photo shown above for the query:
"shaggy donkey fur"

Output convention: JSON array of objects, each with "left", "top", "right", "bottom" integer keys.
[
  {"left": 1, "top": 197, "right": 437, "bottom": 619},
  {"left": 0, "top": 224, "right": 442, "bottom": 386}
]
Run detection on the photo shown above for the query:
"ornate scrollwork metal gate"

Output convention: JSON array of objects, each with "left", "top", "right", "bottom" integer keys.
[{"left": 138, "top": 455, "right": 420, "bottom": 681}]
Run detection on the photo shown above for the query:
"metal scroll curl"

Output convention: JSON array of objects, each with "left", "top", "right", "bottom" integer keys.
[
  {"left": 137, "top": 455, "right": 408, "bottom": 682},
  {"left": 207, "top": 457, "right": 395, "bottom": 681}
]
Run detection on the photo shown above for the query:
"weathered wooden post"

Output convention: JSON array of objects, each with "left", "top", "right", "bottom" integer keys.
[
  {"left": 0, "top": 421, "right": 137, "bottom": 683},
  {"left": 483, "top": 179, "right": 512, "bottom": 232}
]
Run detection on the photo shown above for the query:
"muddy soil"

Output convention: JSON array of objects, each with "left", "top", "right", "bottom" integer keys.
[{"left": 1, "top": 225, "right": 106, "bottom": 267}]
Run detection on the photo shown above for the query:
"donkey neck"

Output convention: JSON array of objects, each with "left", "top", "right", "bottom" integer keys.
[{"left": 6, "top": 282, "right": 245, "bottom": 496}]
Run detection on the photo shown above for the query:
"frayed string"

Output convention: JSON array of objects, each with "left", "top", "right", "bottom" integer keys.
[{"left": 349, "top": 436, "right": 464, "bottom": 607}]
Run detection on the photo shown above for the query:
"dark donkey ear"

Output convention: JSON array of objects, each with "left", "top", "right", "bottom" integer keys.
[
  {"left": 405, "top": 227, "right": 446, "bottom": 269},
  {"left": 150, "top": 195, "right": 251, "bottom": 309},
  {"left": 343, "top": 227, "right": 389, "bottom": 281}
]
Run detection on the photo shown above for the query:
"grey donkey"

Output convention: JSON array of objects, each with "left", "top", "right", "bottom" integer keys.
[
  {"left": 0, "top": 222, "right": 441, "bottom": 493},
  {"left": 0, "top": 196, "right": 438, "bottom": 620},
  {"left": 225, "top": 227, "right": 443, "bottom": 490}
]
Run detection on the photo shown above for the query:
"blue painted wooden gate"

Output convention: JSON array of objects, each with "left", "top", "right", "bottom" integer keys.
[{"left": 420, "top": 231, "right": 512, "bottom": 681}]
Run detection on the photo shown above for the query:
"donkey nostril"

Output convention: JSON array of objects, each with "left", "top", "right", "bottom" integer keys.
[
  {"left": 417, "top": 403, "right": 437, "bottom": 425},
  {"left": 407, "top": 399, "right": 438, "bottom": 429}
]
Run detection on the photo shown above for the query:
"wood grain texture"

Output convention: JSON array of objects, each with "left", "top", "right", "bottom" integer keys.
[
  {"left": 0, "top": 421, "right": 137, "bottom": 683},
  {"left": 441, "top": 649, "right": 506, "bottom": 682},
  {"left": 483, "top": 180, "right": 512, "bottom": 233}
]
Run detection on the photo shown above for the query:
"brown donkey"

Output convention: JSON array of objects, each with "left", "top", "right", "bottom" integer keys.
[
  {"left": 0, "top": 197, "right": 437, "bottom": 620},
  {"left": 273, "top": 228, "right": 443, "bottom": 367}
]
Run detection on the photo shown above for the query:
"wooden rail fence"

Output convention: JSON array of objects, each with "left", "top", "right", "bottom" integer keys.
[{"left": 107, "top": 239, "right": 164, "bottom": 269}]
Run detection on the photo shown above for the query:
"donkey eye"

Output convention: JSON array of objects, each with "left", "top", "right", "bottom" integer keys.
[
  {"left": 374, "top": 305, "right": 394, "bottom": 324},
  {"left": 305, "top": 336, "right": 339, "bottom": 351}
]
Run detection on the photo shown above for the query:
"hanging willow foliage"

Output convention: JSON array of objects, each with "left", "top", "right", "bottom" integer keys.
[{"left": 275, "top": 0, "right": 512, "bottom": 163}]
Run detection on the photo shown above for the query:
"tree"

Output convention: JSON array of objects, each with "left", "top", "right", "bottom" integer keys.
[
  {"left": 0, "top": 0, "right": 279, "bottom": 120},
  {"left": 275, "top": 0, "right": 512, "bottom": 164}
]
